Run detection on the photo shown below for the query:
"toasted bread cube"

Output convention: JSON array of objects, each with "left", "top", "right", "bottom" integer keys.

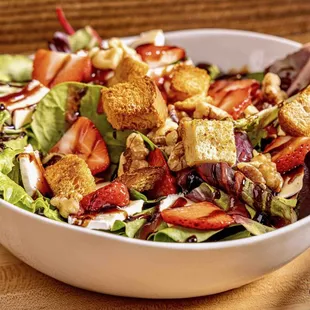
[
  {"left": 279, "top": 86, "right": 310, "bottom": 137},
  {"left": 181, "top": 119, "right": 236, "bottom": 166},
  {"left": 102, "top": 76, "right": 168, "bottom": 130},
  {"left": 167, "top": 65, "right": 210, "bottom": 102},
  {"left": 108, "top": 56, "right": 149, "bottom": 86},
  {"left": 45, "top": 154, "right": 96, "bottom": 200}
]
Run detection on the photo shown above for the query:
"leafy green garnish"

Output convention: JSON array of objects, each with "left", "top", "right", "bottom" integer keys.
[
  {"left": 129, "top": 188, "right": 165, "bottom": 204},
  {"left": 68, "top": 26, "right": 99, "bottom": 52},
  {"left": 234, "top": 106, "right": 279, "bottom": 148},
  {"left": 0, "top": 110, "right": 10, "bottom": 129},
  {"left": 233, "top": 216, "right": 275, "bottom": 236},
  {"left": 221, "top": 230, "right": 252, "bottom": 241},
  {"left": 244, "top": 72, "right": 265, "bottom": 83},
  {"left": 153, "top": 226, "right": 222, "bottom": 243},
  {"left": 0, "top": 147, "right": 22, "bottom": 175},
  {"left": 0, "top": 55, "right": 32, "bottom": 82}
]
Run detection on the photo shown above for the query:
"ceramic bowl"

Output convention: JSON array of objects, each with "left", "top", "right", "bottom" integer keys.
[{"left": 1, "top": 29, "right": 309, "bottom": 299}]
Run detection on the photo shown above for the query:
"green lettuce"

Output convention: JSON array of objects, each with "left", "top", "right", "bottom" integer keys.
[
  {"left": 153, "top": 226, "right": 222, "bottom": 243},
  {"left": 234, "top": 106, "right": 279, "bottom": 148},
  {"left": 129, "top": 188, "right": 165, "bottom": 204},
  {"left": 0, "top": 148, "right": 22, "bottom": 175},
  {"left": 32, "top": 82, "right": 131, "bottom": 163},
  {"left": 0, "top": 171, "right": 63, "bottom": 221},
  {"left": 0, "top": 171, "right": 34, "bottom": 211},
  {"left": 0, "top": 110, "right": 10, "bottom": 129},
  {"left": 233, "top": 215, "right": 275, "bottom": 235},
  {"left": 3, "top": 135, "right": 28, "bottom": 150},
  {"left": 0, "top": 55, "right": 32, "bottom": 82},
  {"left": 244, "top": 72, "right": 265, "bottom": 83},
  {"left": 68, "top": 26, "right": 99, "bottom": 52},
  {"left": 221, "top": 230, "right": 252, "bottom": 241}
]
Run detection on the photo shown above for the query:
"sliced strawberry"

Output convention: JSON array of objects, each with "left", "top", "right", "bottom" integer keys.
[
  {"left": 136, "top": 44, "right": 186, "bottom": 69},
  {"left": 265, "top": 137, "right": 310, "bottom": 173},
  {"left": 50, "top": 117, "right": 110, "bottom": 175},
  {"left": 148, "top": 148, "right": 177, "bottom": 198},
  {"left": 208, "top": 79, "right": 260, "bottom": 119},
  {"left": 32, "top": 49, "right": 92, "bottom": 88},
  {"left": 161, "top": 201, "right": 234, "bottom": 230},
  {"left": 80, "top": 181, "right": 130, "bottom": 213},
  {"left": 50, "top": 53, "right": 92, "bottom": 87},
  {"left": 32, "top": 49, "right": 69, "bottom": 87}
]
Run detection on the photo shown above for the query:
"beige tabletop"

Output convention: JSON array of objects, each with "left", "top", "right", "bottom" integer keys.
[
  {"left": 1, "top": 0, "right": 310, "bottom": 309},
  {"left": 0, "top": 245, "right": 309, "bottom": 309}
]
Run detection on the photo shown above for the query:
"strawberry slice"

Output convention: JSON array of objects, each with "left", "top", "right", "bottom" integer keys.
[
  {"left": 32, "top": 49, "right": 92, "bottom": 88},
  {"left": 50, "top": 53, "right": 92, "bottom": 87},
  {"left": 265, "top": 137, "right": 310, "bottom": 173},
  {"left": 32, "top": 49, "right": 68, "bottom": 87},
  {"left": 80, "top": 181, "right": 130, "bottom": 213},
  {"left": 208, "top": 79, "right": 260, "bottom": 119},
  {"left": 50, "top": 117, "right": 110, "bottom": 175},
  {"left": 136, "top": 44, "right": 186, "bottom": 69},
  {"left": 161, "top": 201, "right": 234, "bottom": 230},
  {"left": 147, "top": 148, "right": 177, "bottom": 198}
]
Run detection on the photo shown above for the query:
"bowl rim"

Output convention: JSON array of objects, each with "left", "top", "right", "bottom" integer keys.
[{"left": 1, "top": 28, "right": 309, "bottom": 251}]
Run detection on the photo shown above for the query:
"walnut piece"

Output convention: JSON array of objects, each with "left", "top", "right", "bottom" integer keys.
[
  {"left": 167, "top": 141, "right": 188, "bottom": 171},
  {"left": 118, "top": 133, "right": 149, "bottom": 176},
  {"left": 237, "top": 152, "right": 283, "bottom": 192},
  {"left": 262, "top": 72, "right": 287, "bottom": 105}
]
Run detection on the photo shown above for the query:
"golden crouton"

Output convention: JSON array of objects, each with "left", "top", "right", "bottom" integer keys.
[
  {"left": 279, "top": 85, "right": 310, "bottom": 137},
  {"left": 45, "top": 154, "right": 96, "bottom": 200},
  {"left": 108, "top": 56, "right": 149, "bottom": 86},
  {"left": 167, "top": 65, "right": 210, "bottom": 102},
  {"left": 181, "top": 119, "right": 236, "bottom": 166},
  {"left": 102, "top": 76, "right": 168, "bottom": 130},
  {"left": 116, "top": 167, "right": 165, "bottom": 192}
]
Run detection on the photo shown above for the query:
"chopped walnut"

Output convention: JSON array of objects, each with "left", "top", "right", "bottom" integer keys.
[
  {"left": 147, "top": 118, "right": 179, "bottom": 155},
  {"left": 262, "top": 73, "right": 287, "bottom": 105},
  {"left": 118, "top": 133, "right": 149, "bottom": 176},
  {"left": 237, "top": 152, "right": 283, "bottom": 192},
  {"left": 167, "top": 142, "right": 188, "bottom": 171},
  {"left": 193, "top": 100, "right": 231, "bottom": 120}
]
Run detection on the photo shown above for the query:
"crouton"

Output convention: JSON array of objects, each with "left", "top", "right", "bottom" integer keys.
[
  {"left": 166, "top": 65, "right": 210, "bottom": 102},
  {"left": 181, "top": 119, "right": 236, "bottom": 166},
  {"left": 45, "top": 154, "right": 96, "bottom": 200},
  {"left": 279, "top": 85, "right": 310, "bottom": 137},
  {"left": 116, "top": 167, "right": 165, "bottom": 192},
  {"left": 102, "top": 76, "right": 168, "bottom": 130},
  {"left": 108, "top": 56, "right": 149, "bottom": 86}
]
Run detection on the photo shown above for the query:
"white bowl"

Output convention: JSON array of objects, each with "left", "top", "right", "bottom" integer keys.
[{"left": 1, "top": 29, "right": 309, "bottom": 299}]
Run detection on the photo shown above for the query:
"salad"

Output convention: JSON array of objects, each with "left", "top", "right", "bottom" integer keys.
[{"left": 0, "top": 8, "right": 310, "bottom": 243}]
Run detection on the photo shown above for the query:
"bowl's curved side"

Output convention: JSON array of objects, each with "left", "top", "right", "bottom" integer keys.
[
  {"left": 1, "top": 198, "right": 310, "bottom": 298},
  {"left": 0, "top": 29, "right": 308, "bottom": 298}
]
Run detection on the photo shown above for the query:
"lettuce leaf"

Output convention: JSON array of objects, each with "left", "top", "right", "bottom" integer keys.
[
  {"left": 0, "top": 110, "right": 10, "bottom": 129},
  {"left": 0, "top": 171, "right": 34, "bottom": 211},
  {"left": 0, "top": 55, "right": 32, "bottom": 82},
  {"left": 129, "top": 188, "right": 165, "bottom": 204},
  {"left": 3, "top": 135, "right": 28, "bottom": 150},
  {"left": 233, "top": 215, "right": 275, "bottom": 235},
  {"left": 221, "top": 230, "right": 252, "bottom": 241},
  {"left": 0, "top": 171, "right": 63, "bottom": 221},
  {"left": 0, "top": 148, "right": 22, "bottom": 175},
  {"left": 68, "top": 26, "right": 99, "bottom": 52},
  {"left": 153, "top": 226, "right": 222, "bottom": 243}
]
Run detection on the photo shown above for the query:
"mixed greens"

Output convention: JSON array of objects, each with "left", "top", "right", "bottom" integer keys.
[{"left": 1, "top": 8, "right": 310, "bottom": 243}]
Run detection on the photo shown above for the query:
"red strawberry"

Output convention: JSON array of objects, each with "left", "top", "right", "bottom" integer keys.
[
  {"left": 80, "top": 181, "right": 130, "bottom": 213},
  {"left": 208, "top": 79, "right": 260, "bottom": 119},
  {"left": 136, "top": 44, "right": 186, "bottom": 68},
  {"left": 148, "top": 149, "right": 177, "bottom": 198},
  {"left": 50, "top": 117, "right": 110, "bottom": 175},
  {"left": 161, "top": 201, "right": 234, "bottom": 230},
  {"left": 32, "top": 49, "right": 92, "bottom": 88},
  {"left": 32, "top": 49, "right": 68, "bottom": 87},
  {"left": 266, "top": 137, "right": 310, "bottom": 173},
  {"left": 50, "top": 54, "right": 92, "bottom": 87}
]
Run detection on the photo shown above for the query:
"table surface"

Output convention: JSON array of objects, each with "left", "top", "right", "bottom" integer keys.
[{"left": 1, "top": 0, "right": 310, "bottom": 309}]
